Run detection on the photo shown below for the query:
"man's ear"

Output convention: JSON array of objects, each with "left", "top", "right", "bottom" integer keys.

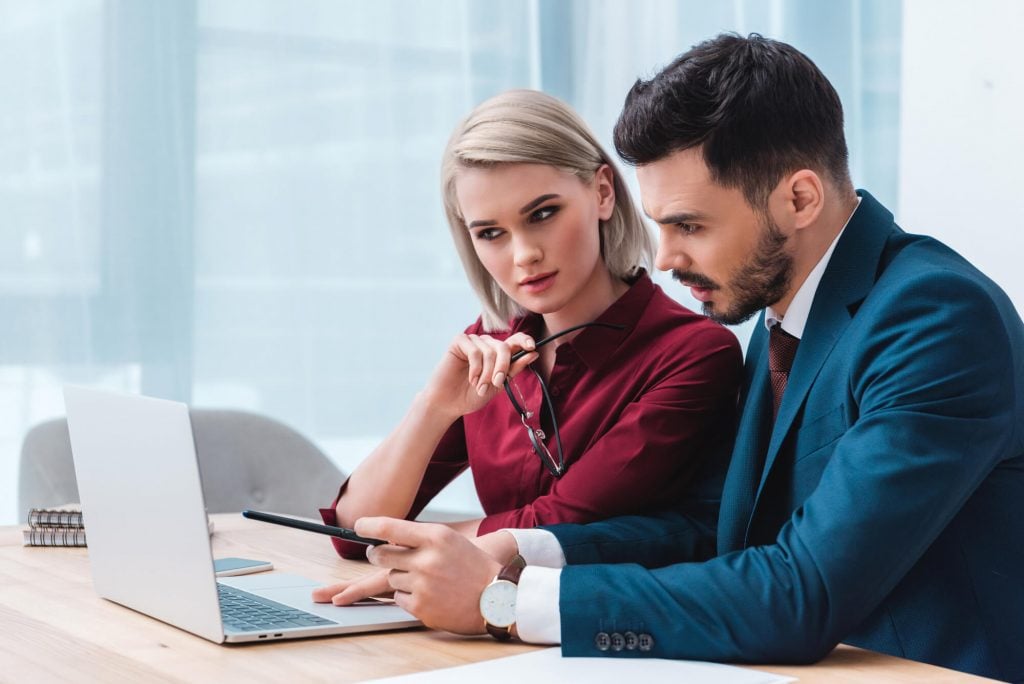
[
  {"left": 594, "top": 164, "right": 616, "bottom": 221},
  {"left": 781, "top": 169, "right": 825, "bottom": 231}
]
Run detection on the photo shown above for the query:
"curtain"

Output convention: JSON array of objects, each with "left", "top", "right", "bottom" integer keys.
[{"left": 1, "top": 0, "right": 900, "bottom": 524}]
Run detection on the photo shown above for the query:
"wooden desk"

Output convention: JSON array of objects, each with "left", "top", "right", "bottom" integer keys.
[{"left": 0, "top": 515, "right": 997, "bottom": 683}]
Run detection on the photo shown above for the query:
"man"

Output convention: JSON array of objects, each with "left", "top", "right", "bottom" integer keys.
[{"left": 337, "top": 34, "right": 1024, "bottom": 681}]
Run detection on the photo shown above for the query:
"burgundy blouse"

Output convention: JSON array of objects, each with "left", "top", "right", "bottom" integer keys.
[{"left": 322, "top": 273, "right": 742, "bottom": 558}]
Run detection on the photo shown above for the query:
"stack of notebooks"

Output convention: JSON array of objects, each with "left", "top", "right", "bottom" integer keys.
[
  {"left": 22, "top": 505, "right": 215, "bottom": 547},
  {"left": 23, "top": 504, "right": 86, "bottom": 547}
]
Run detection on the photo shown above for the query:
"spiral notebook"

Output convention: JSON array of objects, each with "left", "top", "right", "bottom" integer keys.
[
  {"left": 21, "top": 503, "right": 214, "bottom": 548},
  {"left": 22, "top": 504, "right": 87, "bottom": 547}
]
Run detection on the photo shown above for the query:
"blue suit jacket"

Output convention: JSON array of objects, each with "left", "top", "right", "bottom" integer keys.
[{"left": 547, "top": 191, "right": 1024, "bottom": 681}]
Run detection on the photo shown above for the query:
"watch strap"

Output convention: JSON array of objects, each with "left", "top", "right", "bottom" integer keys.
[
  {"left": 484, "top": 555, "right": 527, "bottom": 641},
  {"left": 498, "top": 554, "right": 526, "bottom": 583}
]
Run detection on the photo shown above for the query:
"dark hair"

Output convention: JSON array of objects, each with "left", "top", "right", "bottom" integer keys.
[{"left": 613, "top": 33, "right": 852, "bottom": 209}]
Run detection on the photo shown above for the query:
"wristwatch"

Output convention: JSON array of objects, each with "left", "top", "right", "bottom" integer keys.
[{"left": 479, "top": 554, "right": 527, "bottom": 641}]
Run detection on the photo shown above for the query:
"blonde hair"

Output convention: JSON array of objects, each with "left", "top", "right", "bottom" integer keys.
[{"left": 441, "top": 89, "right": 654, "bottom": 331}]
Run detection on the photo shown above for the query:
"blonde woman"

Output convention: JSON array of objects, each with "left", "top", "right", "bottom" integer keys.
[{"left": 316, "top": 90, "right": 741, "bottom": 574}]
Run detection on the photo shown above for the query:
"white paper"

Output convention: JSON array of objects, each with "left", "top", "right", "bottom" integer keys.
[{"left": 367, "top": 647, "right": 795, "bottom": 684}]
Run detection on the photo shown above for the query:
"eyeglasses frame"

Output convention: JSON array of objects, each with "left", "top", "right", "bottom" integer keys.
[{"left": 502, "top": 321, "right": 626, "bottom": 479}]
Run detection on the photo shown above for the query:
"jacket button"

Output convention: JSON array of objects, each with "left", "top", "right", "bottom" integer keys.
[
  {"left": 610, "top": 632, "right": 625, "bottom": 651},
  {"left": 595, "top": 632, "right": 611, "bottom": 651},
  {"left": 623, "top": 631, "right": 638, "bottom": 650},
  {"left": 638, "top": 632, "right": 654, "bottom": 652}
]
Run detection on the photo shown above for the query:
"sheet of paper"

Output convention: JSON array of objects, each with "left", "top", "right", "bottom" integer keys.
[{"left": 367, "top": 647, "right": 795, "bottom": 684}]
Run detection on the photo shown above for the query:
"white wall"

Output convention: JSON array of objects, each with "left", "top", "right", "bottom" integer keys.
[{"left": 899, "top": 0, "right": 1024, "bottom": 312}]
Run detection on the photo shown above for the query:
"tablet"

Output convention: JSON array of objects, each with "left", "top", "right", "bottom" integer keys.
[{"left": 242, "top": 510, "right": 386, "bottom": 546}]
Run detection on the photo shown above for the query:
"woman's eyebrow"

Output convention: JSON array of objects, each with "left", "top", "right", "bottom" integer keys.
[
  {"left": 519, "top": 194, "right": 560, "bottom": 215},
  {"left": 467, "top": 193, "right": 561, "bottom": 228}
]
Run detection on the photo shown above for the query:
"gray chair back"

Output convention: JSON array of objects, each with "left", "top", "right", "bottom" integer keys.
[{"left": 18, "top": 409, "right": 344, "bottom": 519}]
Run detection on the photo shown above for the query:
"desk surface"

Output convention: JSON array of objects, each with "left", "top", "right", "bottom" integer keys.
[{"left": 0, "top": 514, "right": 997, "bottom": 683}]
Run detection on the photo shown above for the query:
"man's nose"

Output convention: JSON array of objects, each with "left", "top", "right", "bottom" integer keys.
[{"left": 654, "top": 233, "right": 690, "bottom": 272}]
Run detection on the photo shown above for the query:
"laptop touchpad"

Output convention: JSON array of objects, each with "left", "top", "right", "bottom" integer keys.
[{"left": 220, "top": 573, "right": 415, "bottom": 625}]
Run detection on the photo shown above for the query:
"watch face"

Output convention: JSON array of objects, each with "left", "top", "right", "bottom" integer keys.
[{"left": 479, "top": 579, "right": 517, "bottom": 628}]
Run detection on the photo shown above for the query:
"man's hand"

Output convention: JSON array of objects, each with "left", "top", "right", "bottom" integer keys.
[
  {"left": 312, "top": 568, "right": 392, "bottom": 606},
  {"left": 473, "top": 529, "right": 520, "bottom": 566},
  {"left": 311, "top": 528, "right": 520, "bottom": 607},
  {"left": 356, "top": 517, "right": 502, "bottom": 635}
]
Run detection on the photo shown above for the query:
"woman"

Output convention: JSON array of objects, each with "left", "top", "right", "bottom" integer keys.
[{"left": 317, "top": 90, "right": 741, "bottom": 566}]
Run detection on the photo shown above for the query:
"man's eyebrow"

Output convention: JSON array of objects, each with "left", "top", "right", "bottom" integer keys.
[{"left": 649, "top": 210, "right": 708, "bottom": 225}]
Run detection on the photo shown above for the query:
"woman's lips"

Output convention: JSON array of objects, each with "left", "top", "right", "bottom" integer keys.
[{"left": 520, "top": 272, "right": 557, "bottom": 294}]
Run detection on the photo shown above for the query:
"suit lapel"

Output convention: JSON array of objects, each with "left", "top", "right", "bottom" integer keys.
[
  {"left": 718, "top": 318, "right": 772, "bottom": 553},
  {"left": 745, "top": 191, "right": 898, "bottom": 533}
]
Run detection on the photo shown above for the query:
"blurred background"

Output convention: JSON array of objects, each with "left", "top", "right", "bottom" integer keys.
[{"left": 2, "top": 0, "right": 1020, "bottom": 525}]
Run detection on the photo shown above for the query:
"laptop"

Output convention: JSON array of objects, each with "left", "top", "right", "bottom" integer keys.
[{"left": 63, "top": 385, "right": 421, "bottom": 644}]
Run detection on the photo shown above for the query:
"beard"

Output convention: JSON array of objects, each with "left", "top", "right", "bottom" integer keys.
[{"left": 673, "top": 217, "right": 794, "bottom": 326}]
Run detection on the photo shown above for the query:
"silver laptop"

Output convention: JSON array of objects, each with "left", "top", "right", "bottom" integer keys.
[{"left": 63, "top": 385, "right": 421, "bottom": 644}]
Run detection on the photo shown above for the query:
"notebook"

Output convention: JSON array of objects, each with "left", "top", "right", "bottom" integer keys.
[
  {"left": 22, "top": 504, "right": 215, "bottom": 548},
  {"left": 23, "top": 504, "right": 87, "bottom": 547},
  {"left": 63, "top": 385, "right": 421, "bottom": 644}
]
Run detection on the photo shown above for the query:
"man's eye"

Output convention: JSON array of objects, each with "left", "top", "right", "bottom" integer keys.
[{"left": 677, "top": 223, "right": 701, "bottom": 235}]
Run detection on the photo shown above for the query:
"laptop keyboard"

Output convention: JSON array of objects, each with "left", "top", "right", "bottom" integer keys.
[{"left": 218, "top": 583, "right": 338, "bottom": 633}]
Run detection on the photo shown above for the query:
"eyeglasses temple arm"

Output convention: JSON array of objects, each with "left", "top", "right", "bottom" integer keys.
[{"left": 510, "top": 322, "right": 626, "bottom": 362}]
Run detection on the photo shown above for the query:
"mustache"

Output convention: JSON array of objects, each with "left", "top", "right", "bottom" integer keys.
[{"left": 671, "top": 270, "right": 719, "bottom": 290}]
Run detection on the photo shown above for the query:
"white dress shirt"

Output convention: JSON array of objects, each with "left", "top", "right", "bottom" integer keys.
[{"left": 503, "top": 198, "right": 861, "bottom": 645}]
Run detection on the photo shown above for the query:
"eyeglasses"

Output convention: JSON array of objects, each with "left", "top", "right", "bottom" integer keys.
[{"left": 503, "top": 322, "right": 626, "bottom": 478}]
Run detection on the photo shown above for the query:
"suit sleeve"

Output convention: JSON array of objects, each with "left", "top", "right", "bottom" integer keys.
[
  {"left": 556, "top": 271, "right": 1020, "bottom": 662},
  {"left": 476, "top": 329, "right": 741, "bottom": 559}
]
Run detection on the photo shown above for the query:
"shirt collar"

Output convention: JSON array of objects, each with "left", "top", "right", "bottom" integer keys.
[
  {"left": 764, "top": 198, "right": 861, "bottom": 339},
  {"left": 511, "top": 271, "right": 654, "bottom": 370}
]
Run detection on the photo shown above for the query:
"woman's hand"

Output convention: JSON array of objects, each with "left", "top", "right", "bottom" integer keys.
[{"left": 422, "top": 332, "right": 538, "bottom": 419}]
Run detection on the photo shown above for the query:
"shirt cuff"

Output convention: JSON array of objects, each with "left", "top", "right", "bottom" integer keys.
[
  {"left": 504, "top": 528, "right": 566, "bottom": 568},
  {"left": 514, "top": 566, "right": 562, "bottom": 645}
]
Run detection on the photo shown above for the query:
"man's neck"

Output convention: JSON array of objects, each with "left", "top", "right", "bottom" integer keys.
[{"left": 772, "top": 194, "right": 858, "bottom": 318}]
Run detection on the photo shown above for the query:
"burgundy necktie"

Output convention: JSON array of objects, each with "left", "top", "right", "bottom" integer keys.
[{"left": 769, "top": 324, "right": 800, "bottom": 420}]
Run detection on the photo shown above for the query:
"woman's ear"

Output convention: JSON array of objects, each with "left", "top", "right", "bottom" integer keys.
[{"left": 594, "top": 164, "right": 616, "bottom": 221}]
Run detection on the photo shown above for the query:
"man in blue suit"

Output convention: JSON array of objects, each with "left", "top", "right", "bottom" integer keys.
[{"left": 342, "top": 34, "right": 1024, "bottom": 681}]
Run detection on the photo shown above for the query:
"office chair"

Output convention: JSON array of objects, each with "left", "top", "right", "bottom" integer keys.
[{"left": 17, "top": 409, "right": 344, "bottom": 518}]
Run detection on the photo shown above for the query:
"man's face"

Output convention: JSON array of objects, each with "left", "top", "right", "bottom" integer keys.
[{"left": 637, "top": 148, "right": 793, "bottom": 325}]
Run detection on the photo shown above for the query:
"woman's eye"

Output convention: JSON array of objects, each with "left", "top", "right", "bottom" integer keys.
[
  {"left": 475, "top": 228, "right": 504, "bottom": 241},
  {"left": 529, "top": 206, "right": 559, "bottom": 223}
]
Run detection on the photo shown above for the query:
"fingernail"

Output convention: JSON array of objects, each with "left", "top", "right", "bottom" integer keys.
[
  {"left": 477, "top": 384, "right": 489, "bottom": 396},
  {"left": 493, "top": 371, "right": 505, "bottom": 385}
]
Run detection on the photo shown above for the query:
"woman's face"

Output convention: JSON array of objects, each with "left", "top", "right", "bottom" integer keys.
[{"left": 455, "top": 163, "right": 615, "bottom": 317}]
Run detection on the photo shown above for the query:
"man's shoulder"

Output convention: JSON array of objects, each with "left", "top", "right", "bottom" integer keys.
[{"left": 872, "top": 232, "right": 1011, "bottom": 311}]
